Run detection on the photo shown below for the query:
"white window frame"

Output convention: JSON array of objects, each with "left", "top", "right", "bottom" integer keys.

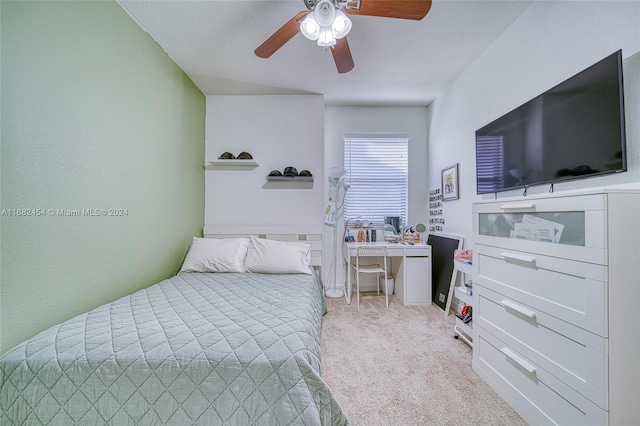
[{"left": 343, "top": 134, "right": 409, "bottom": 228}]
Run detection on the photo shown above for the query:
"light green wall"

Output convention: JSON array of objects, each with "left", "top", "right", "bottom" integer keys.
[{"left": 0, "top": 1, "right": 205, "bottom": 353}]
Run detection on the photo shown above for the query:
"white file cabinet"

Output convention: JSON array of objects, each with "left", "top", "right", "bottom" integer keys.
[
  {"left": 472, "top": 189, "right": 639, "bottom": 425},
  {"left": 395, "top": 247, "right": 432, "bottom": 305}
]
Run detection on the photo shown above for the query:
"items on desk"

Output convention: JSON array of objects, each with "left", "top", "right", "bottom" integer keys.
[
  {"left": 353, "top": 219, "right": 371, "bottom": 229},
  {"left": 385, "top": 234, "right": 402, "bottom": 243},
  {"left": 343, "top": 216, "right": 365, "bottom": 243},
  {"left": 402, "top": 226, "right": 420, "bottom": 244},
  {"left": 384, "top": 223, "right": 402, "bottom": 243}
]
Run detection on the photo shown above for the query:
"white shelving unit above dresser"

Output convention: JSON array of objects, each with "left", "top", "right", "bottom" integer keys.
[{"left": 471, "top": 188, "right": 640, "bottom": 426}]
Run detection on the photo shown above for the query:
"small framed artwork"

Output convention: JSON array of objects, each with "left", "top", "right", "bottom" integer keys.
[{"left": 441, "top": 163, "right": 459, "bottom": 201}]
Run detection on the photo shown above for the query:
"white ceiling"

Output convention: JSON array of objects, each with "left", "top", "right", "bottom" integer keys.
[{"left": 117, "top": 0, "right": 533, "bottom": 106}]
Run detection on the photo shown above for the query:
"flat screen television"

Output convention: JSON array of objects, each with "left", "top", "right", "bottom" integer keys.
[{"left": 475, "top": 50, "right": 627, "bottom": 194}]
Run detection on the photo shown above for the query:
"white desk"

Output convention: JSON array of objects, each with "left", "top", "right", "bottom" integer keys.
[{"left": 342, "top": 242, "right": 432, "bottom": 305}]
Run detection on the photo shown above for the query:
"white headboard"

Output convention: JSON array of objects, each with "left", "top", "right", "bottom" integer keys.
[{"left": 203, "top": 225, "right": 323, "bottom": 268}]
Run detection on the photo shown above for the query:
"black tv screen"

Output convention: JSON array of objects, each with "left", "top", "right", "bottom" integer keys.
[{"left": 476, "top": 50, "right": 627, "bottom": 194}]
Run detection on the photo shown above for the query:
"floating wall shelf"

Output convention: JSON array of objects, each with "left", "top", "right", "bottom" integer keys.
[
  {"left": 266, "top": 176, "right": 314, "bottom": 182},
  {"left": 206, "top": 159, "right": 259, "bottom": 170},
  {"left": 208, "top": 159, "right": 258, "bottom": 167}
]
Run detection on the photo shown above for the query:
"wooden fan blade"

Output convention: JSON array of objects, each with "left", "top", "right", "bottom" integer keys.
[
  {"left": 331, "top": 38, "right": 355, "bottom": 74},
  {"left": 345, "top": 0, "right": 432, "bottom": 20},
  {"left": 255, "top": 11, "right": 309, "bottom": 58}
]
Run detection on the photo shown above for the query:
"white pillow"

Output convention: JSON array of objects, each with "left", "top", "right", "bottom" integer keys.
[
  {"left": 244, "top": 236, "right": 312, "bottom": 274},
  {"left": 180, "top": 237, "right": 249, "bottom": 273}
]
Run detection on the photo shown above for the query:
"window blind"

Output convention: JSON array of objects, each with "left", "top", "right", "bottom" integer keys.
[
  {"left": 344, "top": 135, "right": 408, "bottom": 227},
  {"left": 476, "top": 136, "right": 504, "bottom": 194}
]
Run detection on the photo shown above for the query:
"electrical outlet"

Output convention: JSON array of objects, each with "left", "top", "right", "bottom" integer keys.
[{"left": 439, "top": 293, "right": 446, "bottom": 303}]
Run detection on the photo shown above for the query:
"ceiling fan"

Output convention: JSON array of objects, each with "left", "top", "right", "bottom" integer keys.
[{"left": 255, "top": 0, "right": 432, "bottom": 74}]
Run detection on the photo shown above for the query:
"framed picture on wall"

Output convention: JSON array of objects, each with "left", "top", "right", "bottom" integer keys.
[{"left": 441, "top": 163, "right": 459, "bottom": 201}]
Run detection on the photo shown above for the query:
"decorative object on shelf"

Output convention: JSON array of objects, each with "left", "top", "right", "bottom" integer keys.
[
  {"left": 209, "top": 152, "right": 258, "bottom": 168},
  {"left": 216, "top": 151, "right": 253, "bottom": 160},
  {"left": 441, "top": 163, "right": 459, "bottom": 201},
  {"left": 266, "top": 167, "right": 314, "bottom": 181},
  {"left": 284, "top": 166, "right": 298, "bottom": 177}
]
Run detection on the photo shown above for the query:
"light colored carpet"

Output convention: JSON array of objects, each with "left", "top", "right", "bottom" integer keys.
[{"left": 321, "top": 294, "right": 527, "bottom": 426}]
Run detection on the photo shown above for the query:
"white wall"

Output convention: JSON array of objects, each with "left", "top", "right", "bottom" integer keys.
[
  {"left": 205, "top": 95, "right": 325, "bottom": 228},
  {"left": 324, "top": 106, "right": 429, "bottom": 289},
  {"left": 204, "top": 99, "right": 429, "bottom": 288},
  {"left": 427, "top": 1, "right": 640, "bottom": 242}
]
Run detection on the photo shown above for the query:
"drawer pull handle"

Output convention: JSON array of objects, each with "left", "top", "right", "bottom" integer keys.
[
  {"left": 501, "top": 347, "right": 537, "bottom": 375},
  {"left": 500, "top": 202, "right": 536, "bottom": 210},
  {"left": 501, "top": 252, "right": 536, "bottom": 264},
  {"left": 500, "top": 299, "right": 537, "bottom": 319}
]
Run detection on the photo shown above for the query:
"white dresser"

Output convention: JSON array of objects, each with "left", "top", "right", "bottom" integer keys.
[{"left": 472, "top": 189, "right": 639, "bottom": 425}]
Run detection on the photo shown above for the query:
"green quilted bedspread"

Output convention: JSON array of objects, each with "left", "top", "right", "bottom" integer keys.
[{"left": 0, "top": 272, "right": 348, "bottom": 425}]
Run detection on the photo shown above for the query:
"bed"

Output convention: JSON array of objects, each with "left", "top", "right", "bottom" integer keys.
[{"left": 0, "top": 227, "right": 348, "bottom": 425}]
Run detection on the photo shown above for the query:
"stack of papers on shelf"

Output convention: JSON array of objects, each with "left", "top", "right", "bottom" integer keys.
[{"left": 511, "top": 214, "right": 564, "bottom": 243}]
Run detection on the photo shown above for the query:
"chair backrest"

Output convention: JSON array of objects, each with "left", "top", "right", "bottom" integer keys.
[
  {"left": 354, "top": 245, "right": 388, "bottom": 272},
  {"left": 356, "top": 245, "right": 388, "bottom": 258}
]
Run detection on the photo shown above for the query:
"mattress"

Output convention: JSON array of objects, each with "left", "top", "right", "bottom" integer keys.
[{"left": 0, "top": 272, "right": 348, "bottom": 425}]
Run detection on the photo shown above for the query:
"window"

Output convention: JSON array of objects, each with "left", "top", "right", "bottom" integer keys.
[
  {"left": 344, "top": 134, "right": 408, "bottom": 227},
  {"left": 476, "top": 136, "right": 504, "bottom": 194}
]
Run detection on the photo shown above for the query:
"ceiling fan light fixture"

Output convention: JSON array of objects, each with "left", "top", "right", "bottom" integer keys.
[
  {"left": 314, "top": 0, "right": 336, "bottom": 26},
  {"left": 300, "top": 0, "right": 350, "bottom": 47},
  {"left": 317, "top": 26, "right": 336, "bottom": 47},
  {"left": 300, "top": 14, "right": 320, "bottom": 40},
  {"left": 332, "top": 9, "right": 351, "bottom": 39}
]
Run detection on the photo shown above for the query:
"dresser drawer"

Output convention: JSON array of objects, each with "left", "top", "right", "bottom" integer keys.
[
  {"left": 474, "top": 330, "right": 606, "bottom": 426},
  {"left": 473, "top": 193, "right": 606, "bottom": 264},
  {"left": 474, "top": 244, "right": 607, "bottom": 336},
  {"left": 476, "top": 285, "right": 606, "bottom": 409},
  {"left": 405, "top": 247, "right": 430, "bottom": 257},
  {"left": 386, "top": 247, "right": 405, "bottom": 257}
]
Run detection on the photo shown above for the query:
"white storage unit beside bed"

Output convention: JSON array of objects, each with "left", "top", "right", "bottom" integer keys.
[
  {"left": 472, "top": 189, "right": 640, "bottom": 425},
  {"left": 0, "top": 226, "right": 347, "bottom": 425}
]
